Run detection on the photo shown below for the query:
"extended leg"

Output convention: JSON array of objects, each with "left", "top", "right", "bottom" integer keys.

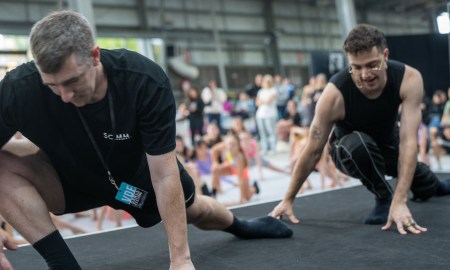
[{"left": 186, "top": 195, "right": 292, "bottom": 239}]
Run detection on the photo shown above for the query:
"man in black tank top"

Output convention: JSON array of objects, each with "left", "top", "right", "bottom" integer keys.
[
  {"left": 0, "top": 11, "right": 292, "bottom": 269},
  {"left": 271, "top": 24, "right": 450, "bottom": 235}
]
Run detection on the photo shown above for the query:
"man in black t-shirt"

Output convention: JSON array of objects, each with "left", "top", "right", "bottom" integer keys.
[
  {"left": 271, "top": 24, "right": 450, "bottom": 235},
  {"left": 0, "top": 11, "right": 292, "bottom": 270}
]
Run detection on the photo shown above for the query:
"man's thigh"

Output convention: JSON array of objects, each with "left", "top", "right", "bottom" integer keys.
[{"left": 0, "top": 150, "right": 65, "bottom": 214}]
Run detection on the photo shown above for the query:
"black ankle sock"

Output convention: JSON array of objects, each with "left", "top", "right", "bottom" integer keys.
[
  {"left": 364, "top": 197, "right": 391, "bottom": 225},
  {"left": 201, "top": 184, "right": 211, "bottom": 196},
  {"left": 223, "top": 216, "right": 293, "bottom": 239},
  {"left": 253, "top": 181, "right": 260, "bottom": 194},
  {"left": 33, "top": 230, "right": 81, "bottom": 270},
  {"left": 436, "top": 179, "right": 450, "bottom": 196}
]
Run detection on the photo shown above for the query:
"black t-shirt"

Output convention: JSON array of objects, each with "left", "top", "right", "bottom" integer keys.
[
  {"left": 282, "top": 111, "right": 302, "bottom": 126},
  {"left": 0, "top": 49, "right": 176, "bottom": 198},
  {"left": 329, "top": 60, "right": 405, "bottom": 148}
]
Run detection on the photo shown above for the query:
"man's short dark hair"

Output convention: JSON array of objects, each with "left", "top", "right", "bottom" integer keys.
[{"left": 343, "top": 24, "right": 387, "bottom": 55}]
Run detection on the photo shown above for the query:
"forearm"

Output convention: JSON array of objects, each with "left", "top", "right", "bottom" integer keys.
[
  {"left": 394, "top": 141, "right": 417, "bottom": 203},
  {"left": 153, "top": 175, "right": 191, "bottom": 264},
  {"left": 284, "top": 148, "right": 321, "bottom": 202}
]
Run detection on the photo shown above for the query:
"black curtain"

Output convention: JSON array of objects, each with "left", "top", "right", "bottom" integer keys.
[
  {"left": 387, "top": 34, "right": 449, "bottom": 97},
  {"left": 310, "top": 51, "right": 346, "bottom": 80}
]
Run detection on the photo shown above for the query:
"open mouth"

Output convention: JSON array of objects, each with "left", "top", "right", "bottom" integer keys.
[{"left": 362, "top": 76, "right": 377, "bottom": 86}]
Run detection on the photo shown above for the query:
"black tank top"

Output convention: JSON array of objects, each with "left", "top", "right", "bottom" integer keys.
[{"left": 330, "top": 60, "right": 405, "bottom": 147}]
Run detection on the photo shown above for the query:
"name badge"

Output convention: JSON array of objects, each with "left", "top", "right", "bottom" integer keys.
[{"left": 115, "top": 182, "right": 148, "bottom": 209}]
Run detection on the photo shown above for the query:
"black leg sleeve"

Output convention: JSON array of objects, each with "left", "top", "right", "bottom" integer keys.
[
  {"left": 410, "top": 162, "right": 440, "bottom": 201},
  {"left": 329, "top": 131, "right": 393, "bottom": 199}
]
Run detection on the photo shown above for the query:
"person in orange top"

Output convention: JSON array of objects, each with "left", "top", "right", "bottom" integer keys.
[{"left": 211, "top": 131, "right": 259, "bottom": 205}]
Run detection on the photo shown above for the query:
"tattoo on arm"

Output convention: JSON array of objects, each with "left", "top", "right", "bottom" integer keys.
[{"left": 311, "top": 126, "right": 322, "bottom": 141}]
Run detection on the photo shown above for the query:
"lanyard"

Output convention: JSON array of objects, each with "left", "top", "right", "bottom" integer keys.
[{"left": 76, "top": 90, "right": 119, "bottom": 190}]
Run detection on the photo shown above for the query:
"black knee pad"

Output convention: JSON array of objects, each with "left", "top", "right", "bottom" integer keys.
[
  {"left": 330, "top": 132, "right": 392, "bottom": 199},
  {"left": 410, "top": 162, "right": 440, "bottom": 201},
  {"left": 330, "top": 132, "right": 385, "bottom": 179}
]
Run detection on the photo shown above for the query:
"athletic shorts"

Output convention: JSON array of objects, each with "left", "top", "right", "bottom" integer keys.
[{"left": 57, "top": 161, "right": 196, "bottom": 228}]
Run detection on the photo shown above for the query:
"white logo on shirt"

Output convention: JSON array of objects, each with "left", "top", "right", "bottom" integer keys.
[{"left": 103, "top": 133, "right": 131, "bottom": 141}]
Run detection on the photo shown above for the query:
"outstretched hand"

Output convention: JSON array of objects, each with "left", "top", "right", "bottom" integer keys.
[
  {"left": 381, "top": 201, "right": 427, "bottom": 235},
  {"left": 0, "top": 230, "right": 17, "bottom": 270},
  {"left": 269, "top": 200, "right": 300, "bottom": 224}
]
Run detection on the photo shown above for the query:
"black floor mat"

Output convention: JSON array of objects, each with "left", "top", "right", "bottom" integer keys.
[{"left": 6, "top": 173, "right": 450, "bottom": 269}]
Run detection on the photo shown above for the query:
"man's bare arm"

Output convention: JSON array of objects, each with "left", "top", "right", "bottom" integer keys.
[
  {"left": 283, "top": 83, "right": 345, "bottom": 202},
  {"left": 147, "top": 151, "right": 192, "bottom": 267}
]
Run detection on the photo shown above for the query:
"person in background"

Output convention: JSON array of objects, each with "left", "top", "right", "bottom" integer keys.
[
  {"left": 274, "top": 74, "right": 290, "bottom": 120},
  {"left": 230, "top": 117, "right": 289, "bottom": 180},
  {"left": 190, "top": 139, "right": 214, "bottom": 196},
  {"left": 255, "top": 74, "right": 278, "bottom": 154},
  {"left": 182, "top": 86, "right": 205, "bottom": 146},
  {"left": 276, "top": 100, "right": 302, "bottom": 143},
  {"left": 246, "top": 74, "right": 262, "bottom": 99},
  {"left": 232, "top": 91, "right": 255, "bottom": 121},
  {"left": 202, "top": 121, "right": 223, "bottom": 149},
  {"left": 210, "top": 131, "right": 259, "bottom": 205},
  {"left": 201, "top": 79, "right": 227, "bottom": 133},
  {"left": 239, "top": 131, "right": 290, "bottom": 181},
  {"left": 300, "top": 76, "right": 316, "bottom": 127}
]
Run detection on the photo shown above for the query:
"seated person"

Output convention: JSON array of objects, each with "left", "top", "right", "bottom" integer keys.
[
  {"left": 239, "top": 131, "right": 290, "bottom": 181},
  {"left": 276, "top": 100, "right": 302, "bottom": 142},
  {"left": 210, "top": 131, "right": 259, "bottom": 204},
  {"left": 431, "top": 125, "right": 450, "bottom": 170}
]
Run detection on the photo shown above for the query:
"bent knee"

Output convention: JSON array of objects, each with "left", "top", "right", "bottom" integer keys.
[
  {"left": 0, "top": 150, "right": 28, "bottom": 176},
  {"left": 0, "top": 150, "right": 46, "bottom": 181},
  {"left": 0, "top": 150, "right": 64, "bottom": 212},
  {"left": 186, "top": 195, "right": 214, "bottom": 224}
]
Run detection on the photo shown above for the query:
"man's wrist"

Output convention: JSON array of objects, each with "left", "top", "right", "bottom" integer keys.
[{"left": 392, "top": 192, "right": 408, "bottom": 204}]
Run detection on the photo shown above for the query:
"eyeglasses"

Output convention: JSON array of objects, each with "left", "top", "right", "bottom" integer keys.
[{"left": 348, "top": 60, "right": 384, "bottom": 75}]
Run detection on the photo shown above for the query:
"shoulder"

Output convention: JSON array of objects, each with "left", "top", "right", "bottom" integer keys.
[
  {"left": 329, "top": 68, "right": 351, "bottom": 88},
  {"left": 101, "top": 48, "right": 168, "bottom": 84},
  {"left": 402, "top": 64, "right": 421, "bottom": 80},
  {"left": 2, "top": 61, "right": 40, "bottom": 85},
  {"left": 316, "top": 82, "right": 345, "bottom": 121},
  {"left": 399, "top": 64, "right": 423, "bottom": 101},
  {"left": 1, "top": 62, "right": 42, "bottom": 99}
]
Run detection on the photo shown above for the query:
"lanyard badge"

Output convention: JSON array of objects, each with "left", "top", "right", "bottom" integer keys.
[
  {"left": 77, "top": 90, "right": 148, "bottom": 209},
  {"left": 115, "top": 182, "right": 148, "bottom": 209}
]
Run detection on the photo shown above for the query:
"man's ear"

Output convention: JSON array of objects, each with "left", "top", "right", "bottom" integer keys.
[
  {"left": 92, "top": 46, "right": 101, "bottom": 66},
  {"left": 383, "top": 48, "right": 389, "bottom": 61}
]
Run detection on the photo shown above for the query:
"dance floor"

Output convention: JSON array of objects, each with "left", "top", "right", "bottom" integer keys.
[{"left": 6, "top": 174, "right": 450, "bottom": 270}]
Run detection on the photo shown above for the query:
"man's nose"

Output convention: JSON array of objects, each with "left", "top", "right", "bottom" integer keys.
[
  {"left": 57, "top": 86, "right": 75, "bottom": 103},
  {"left": 360, "top": 67, "right": 373, "bottom": 78}
]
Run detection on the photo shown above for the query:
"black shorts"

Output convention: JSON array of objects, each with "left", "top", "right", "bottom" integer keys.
[{"left": 57, "top": 161, "right": 196, "bottom": 228}]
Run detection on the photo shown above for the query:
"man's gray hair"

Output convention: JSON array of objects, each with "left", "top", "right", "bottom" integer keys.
[{"left": 30, "top": 10, "right": 94, "bottom": 73}]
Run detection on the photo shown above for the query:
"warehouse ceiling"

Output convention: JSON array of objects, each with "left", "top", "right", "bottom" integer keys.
[
  {"left": 288, "top": 0, "right": 448, "bottom": 16},
  {"left": 0, "top": 0, "right": 448, "bottom": 36}
]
